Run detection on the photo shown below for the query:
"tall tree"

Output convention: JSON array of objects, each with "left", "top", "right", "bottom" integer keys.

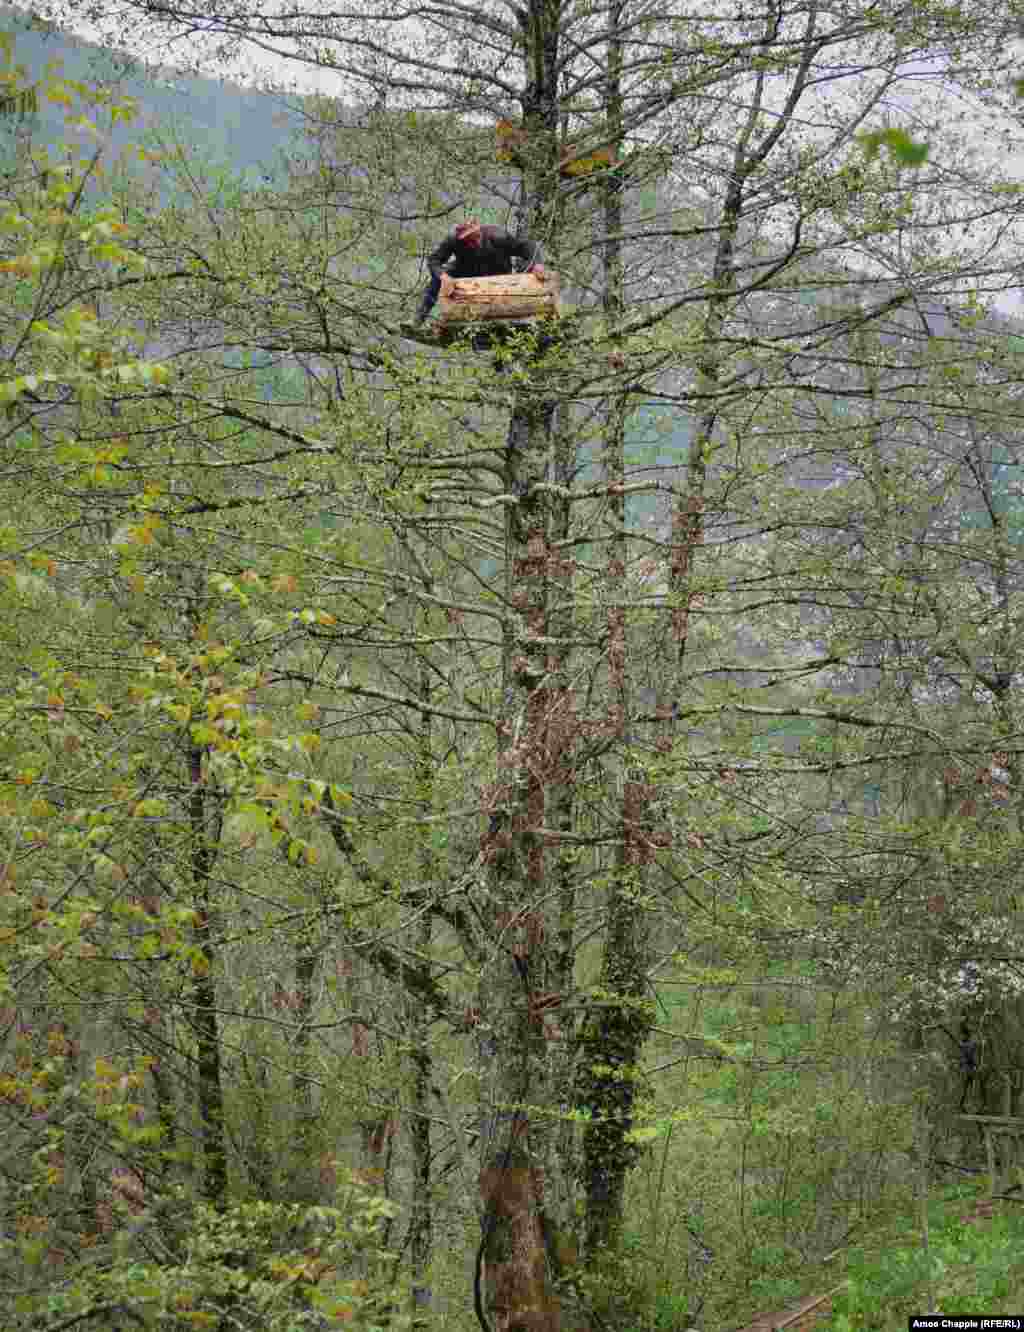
[{"left": 9, "top": 0, "right": 1024, "bottom": 1327}]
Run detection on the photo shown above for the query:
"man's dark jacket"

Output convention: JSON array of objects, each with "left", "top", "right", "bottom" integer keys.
[{"left": 427, "top": 225, "right": 539, "bottom": 279}]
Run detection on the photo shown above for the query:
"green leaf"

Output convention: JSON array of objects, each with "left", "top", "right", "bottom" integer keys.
[{"left": 857, "top": 127, "right": 929, "bottom": 167}]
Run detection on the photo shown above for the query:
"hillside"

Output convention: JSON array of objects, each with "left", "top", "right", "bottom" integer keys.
[{"left": 0, "top": 3, "right": 306, "bottom": 187}]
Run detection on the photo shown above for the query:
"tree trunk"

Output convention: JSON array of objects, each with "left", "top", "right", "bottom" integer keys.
[
  {"left": 189, "top": 738, "right": 227, "bottom": 1209},
  {"left": 409, "top": 654, "right": 434, "bottom": 1326},
  {"left": 292, "top": 924, "right": 319, "bottom": 1200},
  {"left": 477, "top": 11, "right": 567, "bottom": 1322},
  {"left": 578, "top": 2, "right": 654, "bottom": 1270}
]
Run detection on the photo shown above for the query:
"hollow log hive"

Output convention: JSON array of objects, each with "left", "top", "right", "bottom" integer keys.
[
  {"left": 496, "top": 119, "right": 617, "bottom": 177},
  {"left": 436, "top": 271, "right": 561, "bottom": 328}
]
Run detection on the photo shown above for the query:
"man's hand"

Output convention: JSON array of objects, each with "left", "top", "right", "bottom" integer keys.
[
  {"left": 439, "top": 272, "right": 455, "bottom": 296},
  {"left": 529, "top": 263, "right": 548, "bottom": 281}
]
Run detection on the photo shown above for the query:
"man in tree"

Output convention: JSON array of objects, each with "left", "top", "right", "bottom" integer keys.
[{"left": 414, "top": 219, "right": 543, "bottom": 323}]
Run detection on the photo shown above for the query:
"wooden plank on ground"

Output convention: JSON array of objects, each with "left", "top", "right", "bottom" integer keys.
[
  {"left": 959, "top": 1114, "right": 1024, "bottom": 1125},
  {"left": 731, "top": 1283, "right": 848, "bottom": 1332}
]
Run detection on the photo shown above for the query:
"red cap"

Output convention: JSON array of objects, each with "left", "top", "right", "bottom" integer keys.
[{"left": 455, "top": 220, "right": 483, "bottom": 246}]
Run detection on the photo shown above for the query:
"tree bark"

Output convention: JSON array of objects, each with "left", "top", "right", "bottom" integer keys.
[
  {"left": 188, "top": 737, "right": 227, "bottom": 1209},
  {"left": 477, "top": 7, "right": 567, "bottom": 1326},
  {"left": 577, "top": 1, "right": 654, "bottom": 1268},
  {"left": 409, "top": 648, "right": 434, "bottom": 1326}
]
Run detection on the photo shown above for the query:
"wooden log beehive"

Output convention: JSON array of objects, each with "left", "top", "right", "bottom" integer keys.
[
  {"left": 436, "top": 270, "right": 561, "bottom": 327},
  {"left": 496, "top": 120, "right": 617, "bottom": 177}
]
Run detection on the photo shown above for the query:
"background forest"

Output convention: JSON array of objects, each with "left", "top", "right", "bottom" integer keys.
[{"left": 4, "top": 0, "right": 1024, "bottom": 1328}]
